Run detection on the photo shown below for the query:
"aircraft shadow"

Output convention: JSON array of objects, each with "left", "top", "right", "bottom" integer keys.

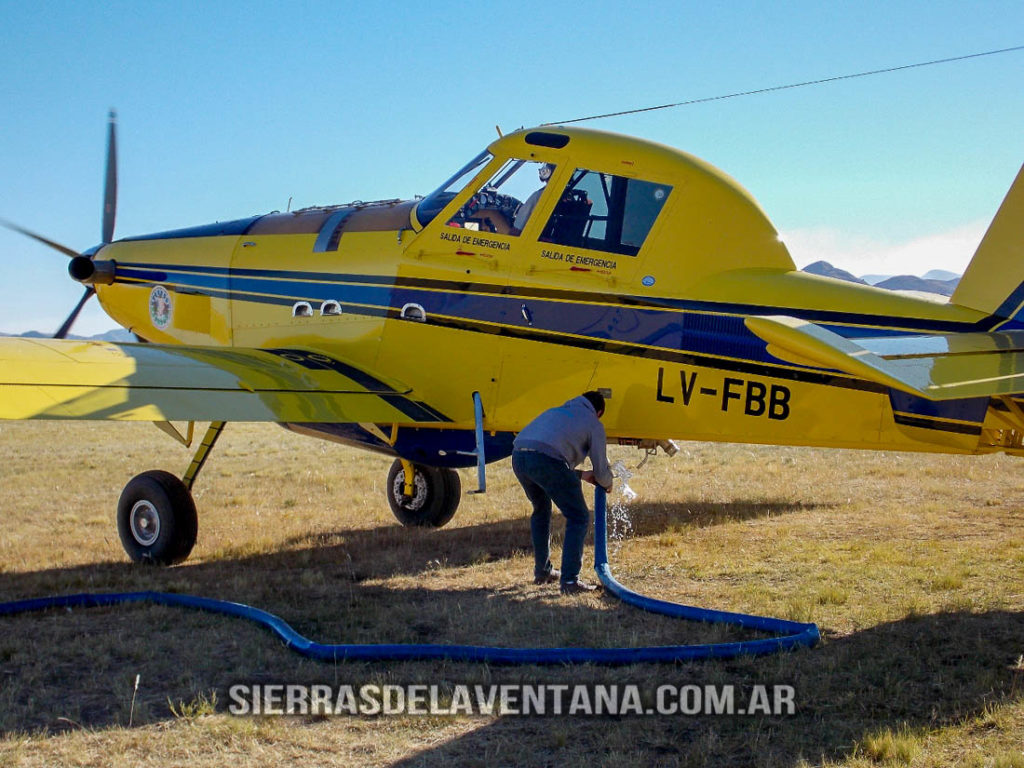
[
  {"left": 1, "top": 559, "right": 1020, "bottom": 767},
  {"left": 0, "top": 502, "right": 1015, "bottom": 768},
  {"left": 0, "top": 495, "right": 817, "bottom": 599}
]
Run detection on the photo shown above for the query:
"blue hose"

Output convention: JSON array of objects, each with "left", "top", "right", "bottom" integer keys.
[{"left": 0, "top": 487, "right": 819, "bottom": 663}]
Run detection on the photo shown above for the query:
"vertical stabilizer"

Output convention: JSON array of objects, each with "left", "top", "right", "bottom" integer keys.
[{"left": 951, "top": 164, "right": 1024, "bottom": 317}]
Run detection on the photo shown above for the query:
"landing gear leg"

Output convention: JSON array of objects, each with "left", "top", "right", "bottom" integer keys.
[
  {"left": 182, "top": 421, "right": 227, "bottom": 492},
  {"left": 116, "top": 421, "right": 226, "bottom": 565}
]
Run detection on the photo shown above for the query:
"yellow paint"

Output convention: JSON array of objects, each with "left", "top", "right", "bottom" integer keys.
[
  {"left": 952, "top": 164, "right": 1024, "bottom": 316},
  {"left": 3, "top": 127, "right": 1024, "bottom": 460}
]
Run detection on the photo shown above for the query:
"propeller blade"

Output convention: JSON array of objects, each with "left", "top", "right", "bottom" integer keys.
[
  {"left": 0, "top": 218, "right": 80, "bottom": 259},
  {"left": 102, "top": 109, "right": 118, "bottom": 244},
  {"left": 53, "top": 286, "right": 96, "bottom": 340}
]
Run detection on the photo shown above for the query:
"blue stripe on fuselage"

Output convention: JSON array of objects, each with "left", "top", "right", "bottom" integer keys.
[
  {"left": 117, "top": 261, "right": 983, "bottom": 334},
  {"left": 112, "top": 261, "right": 981, "bottom": 375}
]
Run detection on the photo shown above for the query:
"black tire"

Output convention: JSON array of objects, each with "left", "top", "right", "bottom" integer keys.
[
  {"left": 117, "top": 470, "right": 198, "bottom": 565},
  {"left": 386, "top": 460, "right": 461, "bottom": 528}
]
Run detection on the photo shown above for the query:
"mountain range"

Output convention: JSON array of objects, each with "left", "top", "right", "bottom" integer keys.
[
  {"left": 0, "top": 329, "right": 137, "bottom": 342},
  {"left": 801, "top": 261, "right": 961, "bottom": 297}
]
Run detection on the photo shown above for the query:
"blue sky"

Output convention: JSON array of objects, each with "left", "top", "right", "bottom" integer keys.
[{"left": 1, "top": 0, "right": 1022, "bottom": 334}]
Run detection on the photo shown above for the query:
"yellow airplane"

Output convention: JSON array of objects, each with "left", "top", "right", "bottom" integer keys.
[{"left": 3, "top": 113, "right": 1023, "bottom": 566}]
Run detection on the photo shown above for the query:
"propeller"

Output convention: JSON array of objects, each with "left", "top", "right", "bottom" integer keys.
[
  {"left": 0, "top": 110, "right": 118, "bottom": 339},
  {"left": 102, "top": 109, "right": 117, "bottom": 245},
  {"left": 0, "top": 219, "right": 80, "bottom": 259},
  {"left": 53, "top": 287, "right": 96, "bottom": 340}
]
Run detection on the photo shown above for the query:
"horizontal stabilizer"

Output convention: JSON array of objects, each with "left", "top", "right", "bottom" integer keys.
[
  {"left": 746, "top": 315, "right": 1024, "bottom": 401},
  {"left": 0, "top": 338, "right": 446, "bottom": 423}
]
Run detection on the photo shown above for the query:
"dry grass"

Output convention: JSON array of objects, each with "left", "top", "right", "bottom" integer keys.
[{"left": 0, "top": 421, "right": 1022, "bottom": 767}]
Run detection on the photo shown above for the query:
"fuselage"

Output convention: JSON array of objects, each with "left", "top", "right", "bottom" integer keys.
[{"left": 88, "top": 127, "right": 1004, "bottom": 462}]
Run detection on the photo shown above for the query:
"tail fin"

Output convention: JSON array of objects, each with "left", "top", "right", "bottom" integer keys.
[{"left": 951, "top": 163, "right": 1024, "bottom": 319}]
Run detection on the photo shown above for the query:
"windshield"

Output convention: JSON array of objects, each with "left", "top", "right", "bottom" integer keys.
[
  {"left": 414, "top": 151, "right": 492, "bottom": 228},
  {"left": 445, "top": 159, "right": 557, "bottom": 236}
]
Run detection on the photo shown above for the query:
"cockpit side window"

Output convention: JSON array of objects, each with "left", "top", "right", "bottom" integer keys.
[
  {"left": 445, "top": 160, "right": 556, "bottom": 236},
  {"left": 541, "top": 169, "right": 671, "bottom": 256},
  {"left": 414, "top": 151, "right": 492, "bottom": 228}
]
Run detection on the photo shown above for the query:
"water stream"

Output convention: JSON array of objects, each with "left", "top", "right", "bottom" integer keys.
[{"left": 608, "top": 460, "right": 638, "bottom": 554}]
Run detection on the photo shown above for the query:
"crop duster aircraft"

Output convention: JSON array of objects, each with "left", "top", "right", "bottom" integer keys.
[{"left": 2, "top": 114, "right": 1024, "bottom": 565}]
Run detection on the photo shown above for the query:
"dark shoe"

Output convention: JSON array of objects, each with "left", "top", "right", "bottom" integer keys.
[
  {"left": 534, "top": 568, "right": 561, "bottom": 585},
  {"left": 560, "top": 579, "right": 597, "bottom": 595}
]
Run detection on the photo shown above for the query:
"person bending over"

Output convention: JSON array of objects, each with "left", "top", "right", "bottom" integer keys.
[{"left": 511, "top": 391, "right": 613, "bottom": 594}]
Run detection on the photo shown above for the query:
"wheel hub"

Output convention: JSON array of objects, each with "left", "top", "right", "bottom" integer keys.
[
  {"left": 392, "top": 470, "right": 428, "bottom": 510},
  {"left": 129, "top": 500, "right": 161, "bottom": 546}
]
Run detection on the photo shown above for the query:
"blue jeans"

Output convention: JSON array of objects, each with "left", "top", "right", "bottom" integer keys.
[{"left": 512, "top": 449, "right": 590, "bottom": 584}]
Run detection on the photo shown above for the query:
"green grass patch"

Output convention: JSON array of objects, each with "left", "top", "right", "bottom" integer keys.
[{"left": 858, "top": 725, "right": 924, "bottom": 764}]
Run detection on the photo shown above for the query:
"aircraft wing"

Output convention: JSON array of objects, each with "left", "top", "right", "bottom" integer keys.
[
  {"left": 745, "top": 315, "right": 1024, "bottom": 401},
  {"left": 0, "top": 337, "right": 448, "bottom": 423}
]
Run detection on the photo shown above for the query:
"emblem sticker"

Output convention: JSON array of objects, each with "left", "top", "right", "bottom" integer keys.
[
  {"left": 642, "top": 275, "right": 656, "bottom": 287},
  {"left": 149, "top": 285, "right": 173, "bottom": 329}
]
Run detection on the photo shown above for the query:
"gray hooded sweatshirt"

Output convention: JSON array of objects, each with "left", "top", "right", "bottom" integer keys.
[{"left": 513, "top": 395, "right": 613, "bottom": 490}]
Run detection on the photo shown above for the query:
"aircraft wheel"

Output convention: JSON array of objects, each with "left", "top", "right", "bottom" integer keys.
[
  {"left": 387, "top": 460, "right": 461, "bottom": 528},
  {"left": 117, "top": 470, "right": 198, "bottom": 565}
]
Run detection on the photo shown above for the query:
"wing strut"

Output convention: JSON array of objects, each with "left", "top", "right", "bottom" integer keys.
[{"left": 154, "top": 421, "right": 196, "bottom": 447}]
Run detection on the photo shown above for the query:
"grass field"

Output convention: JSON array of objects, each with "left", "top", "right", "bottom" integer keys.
[{"left": 0, "top": 421, "right": 1022, "bottom": 767}]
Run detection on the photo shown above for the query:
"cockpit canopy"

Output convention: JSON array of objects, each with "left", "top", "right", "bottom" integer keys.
[{"left": 414, "top": 146, "right": 672, "bottom": 258}]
